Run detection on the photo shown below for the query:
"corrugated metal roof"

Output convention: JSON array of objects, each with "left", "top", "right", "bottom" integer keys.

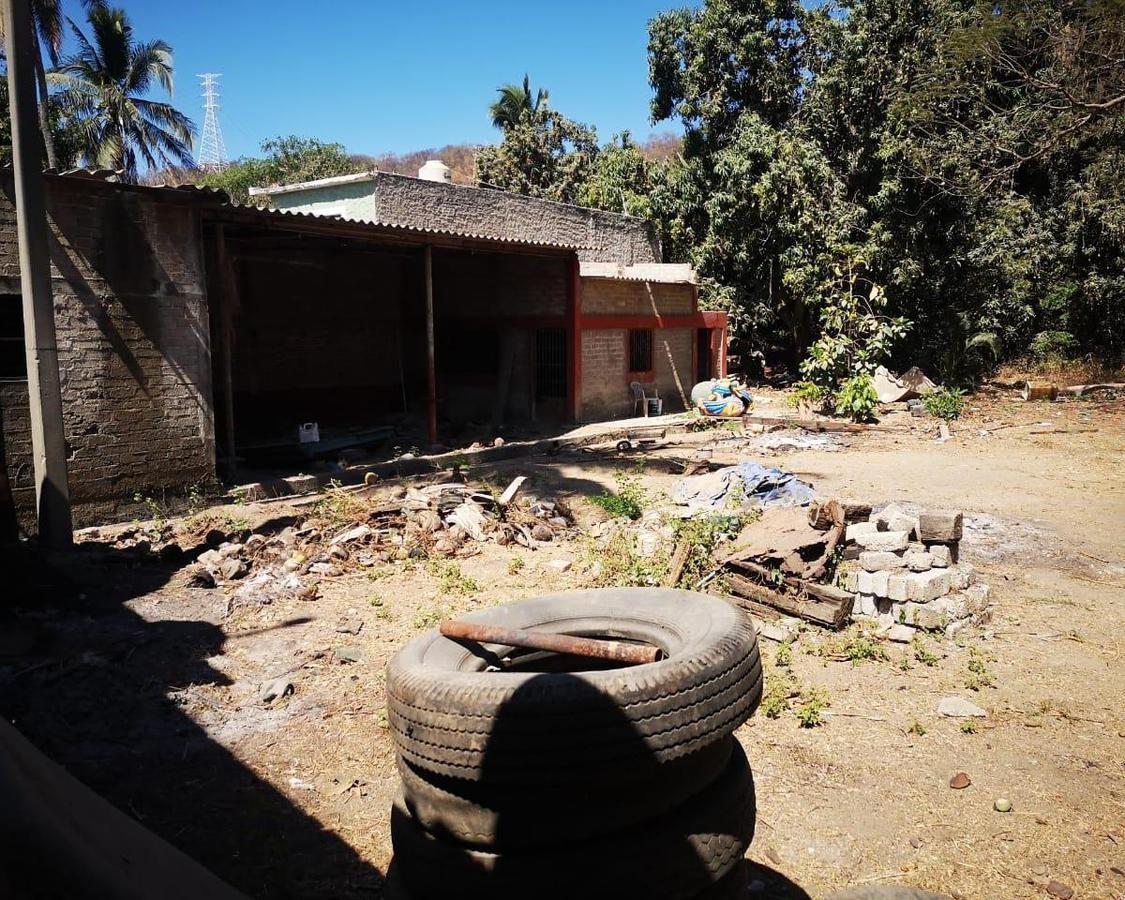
[
  {"left": 212, "top": 201, "right": 595, "bottom": 251},
  {"left": 579, "top": 262, "right": 698, "bottom": 284}
]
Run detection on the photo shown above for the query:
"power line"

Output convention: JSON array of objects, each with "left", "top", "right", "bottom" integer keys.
[{"left": 197, "top": 73, "right": 227, "bottom": 170}]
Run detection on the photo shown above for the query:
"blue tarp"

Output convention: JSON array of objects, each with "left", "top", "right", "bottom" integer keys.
[{"left": 673, "top": 462, "right": 817, "bottom": 512}]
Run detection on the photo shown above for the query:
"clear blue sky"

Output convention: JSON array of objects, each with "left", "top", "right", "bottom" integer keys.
[{"left": 86, "top": 0, "right": 685, "bottom": 161}]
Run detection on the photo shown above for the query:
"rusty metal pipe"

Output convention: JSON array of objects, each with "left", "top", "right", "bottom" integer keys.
[{"left": 439, "top": 620, "right": 662, "bottom": 666}]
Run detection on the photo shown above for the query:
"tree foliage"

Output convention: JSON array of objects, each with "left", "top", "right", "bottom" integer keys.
[
  {"left": 48, "top": 2, "right": 194, "bottom": 180},
  {"left": 196, "top": 135, "right": 362, "bottom": 205}
]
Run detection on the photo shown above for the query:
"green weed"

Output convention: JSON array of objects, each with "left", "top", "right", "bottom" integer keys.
[{"left": 795, "top": 688, "right": 830, "bottom": 727}]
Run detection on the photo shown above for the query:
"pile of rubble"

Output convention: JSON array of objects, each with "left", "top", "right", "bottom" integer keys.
[{"left": 840, "top": 504, "right": 991, "bottom": 640}]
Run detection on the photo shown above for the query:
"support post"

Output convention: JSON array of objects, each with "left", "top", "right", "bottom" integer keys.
[
  {"left": 3, "top": 0, "right": 72, "bottom": 548},
  {"left": 567, "top": 253, "right": 582, "bottom": 423},
  {"left": 214, "top": 225, "right": 238, "bottom": 476},
  {"left": 423, "top": 244, "right": 437, "bottom": 446}
]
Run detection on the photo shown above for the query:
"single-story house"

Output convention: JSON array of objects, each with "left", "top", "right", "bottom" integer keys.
[{"left": 0, "top": 166, "right": 726, "bottom": 527}]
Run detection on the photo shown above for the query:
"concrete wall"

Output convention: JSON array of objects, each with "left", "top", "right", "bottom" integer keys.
[
  {"left": 269, "top": 172, "right": 661, "bottom": 266},
  {"left": 0, "top": 176, "right": 215, "bottom": 529},
  {"left": 580, "top": 327, "right": 694, "bottom": 422}
]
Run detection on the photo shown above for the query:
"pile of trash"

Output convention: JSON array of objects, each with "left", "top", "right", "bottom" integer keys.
[{"left": 673, "top": 462, "right": 817, "bottom": 514}]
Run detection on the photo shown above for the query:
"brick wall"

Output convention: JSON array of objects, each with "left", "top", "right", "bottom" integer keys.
[
  {"left": 0, "top": 380, "right": 32, "bottom": 530},
  {"left": 579, "top": 326, "right": 694, "bottom": 422},
  {"left": 0, "top": 176, "right": 215, "bottom": 528},
  {"left": 581, "top": 279, "right": 694, "bottom": 316}
]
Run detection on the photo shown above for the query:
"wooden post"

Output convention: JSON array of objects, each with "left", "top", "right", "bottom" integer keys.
[
  {"left": 214, "top": 226, "right": 238, "bottom": 475},
  {"left": 567, "top": 253, "right": 582, "bottom": 423},
  {"left": 3, "top": 0, "right": 72, "bottom": 548},
  {"left": 423, "top": 245, "right": 438, "bottom": 446}
]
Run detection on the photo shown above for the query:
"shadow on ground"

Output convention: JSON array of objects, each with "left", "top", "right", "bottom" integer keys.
[{"left": 0, "top": 541, "right": 384, "bottom": 899}]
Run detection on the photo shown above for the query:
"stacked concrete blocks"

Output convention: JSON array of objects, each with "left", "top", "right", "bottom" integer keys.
[{"left": 839, "top": 505, "right": 989, "bottom": 639}]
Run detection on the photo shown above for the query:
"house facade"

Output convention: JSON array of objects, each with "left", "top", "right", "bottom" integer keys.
[{"left": 0, "top": 168, "right": 725, "bottom": 529}]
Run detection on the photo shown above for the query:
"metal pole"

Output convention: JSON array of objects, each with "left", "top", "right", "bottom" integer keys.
[
  {"left": 423, "top": 244, "right": 437, "bottom": 446},
  {"left": 3, "top": 0, "right": 72, "bottom": 548},
  {"left": 439, "top": 619, "right": 662, "bottom": 666}
]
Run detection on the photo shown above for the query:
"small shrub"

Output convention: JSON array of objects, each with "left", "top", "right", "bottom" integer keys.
[
  {"left": 585, "top": 528, "right": 666, "bottom": 587},
  {"left": 834, "top": 374, "right": 880, "bottom": 422},
  {"left": 775, "top": 640, "right": 793, "bottom": 668},
  {"left": 786, "top": 380, "right": 825, "bottom": 410},
  {"left": 965, "top": 646, "right": 994, "bottom": 691},
  {"left": 812, "top": 623, "right": 889, "bottom": 666},
  {"left": 1030, "top": 330, "right": 1078, "bottom": 360},
  {"left": 507, "top": 556, "right": 525, "bottom": 575},
  {"left": 924, "top": 388, "right": 965, "bottom": 420},
  {"left": 590, "top": 468, "right": 647, "bottom": 520},
  {"left": 906, "top": 719, "right": 926, "bottom": 736},
  {"left": 413, "top": 607, "right": 443, "bottom": 629},
  {"left": 913, "top": 635, "right": 939, "bottom": 667},
  {"left": 761, "top": 670, "right": 801, "bottom": 719},
  {"left": 671, "top": 513, "right": 748, "bottom": 587},
  {"left": 426, "top": 560, "right": 479, "bottom": 595},
  {"left": 959, "top": 719, "right": 978, "bottom": 734},
  {"left": 795, "top": 688, "right": 830, "bottom": 727}
]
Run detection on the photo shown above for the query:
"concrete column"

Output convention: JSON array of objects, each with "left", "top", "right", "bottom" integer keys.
[{"left": 3, "top": 0, "right": 72, "bottom": 547}]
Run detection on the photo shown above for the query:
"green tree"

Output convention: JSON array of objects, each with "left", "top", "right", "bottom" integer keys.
[
  {"left": 48, "top": 2, "right": 194, "bottom": 180},
  {"left": 476, "top": 105, "right": 598, "bottom": 204},
  {"left": 489, "top": 74, "right": 548, "bottom": 131},
  {"left": 575, "top": 132, "right": 654, "bottom": 217},
  {"left": 198, "top": 135, "right": 362, "bottom": 205}
]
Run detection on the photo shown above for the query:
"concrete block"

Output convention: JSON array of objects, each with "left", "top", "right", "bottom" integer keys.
[
  {"left": 905, "top": 568, "right": 951, "bottom": 602},
  {"left": 933, "top": 592, "right": 969, "bottom": 619},
  {"left": 884, "top": 623, "right": 916, "bottom": 643},
  {"left": 841, "top": 569, "right": 860, "bottom": 592},
  {"left": 948, "top": 564, "right": 976, "bottom": 591},
  {"left": 853, "top": 530, "right": 911, "bottom": 552},
  {"left": 928, "top": 544, "right": 953, "bottom": 567},
  {"left": 904, "top": 550, "right": 933, "bottom": 572},
  {"left": 284, "top": 474, "right": 320, "bottom": 495},
  {"left": 852, "top": 593, "right": 878, "bottom": 617},
  {"left": 886, "top": 573, "right": 911, "bottom": 602},
  {"left": 893, "top": 601, "right": 946, "bottom": 630},
  {"left": 846, "top": 522, "right": 879, "bottom": 541},
  {"left": 875, "top": 503, "right": 918, "bottom": 536},
  {"left": 859, "top": 551, "right": 906, "bottom": 572},
  {"left": 963, "top": 583, "right": 991, "bottom": 613}
]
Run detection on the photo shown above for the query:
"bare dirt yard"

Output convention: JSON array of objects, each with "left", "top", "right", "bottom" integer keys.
[{"left": 2, "top": 386, "right": 1123, "bottom": 900}]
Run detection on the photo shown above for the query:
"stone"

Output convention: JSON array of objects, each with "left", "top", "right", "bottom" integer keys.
[
  {"left": 334, "top": 645, "right": 366, "bottom": 664},
  {"left": 845, "top": 521, "right": 879, "bottom": 541},
  {"left": 917, "top": 511, "right": 963, "bottom": 542},
  {"left": 885, "top": 623, "right": 916, "bottom": 643},
  {"left": 284, "top": 473, "right": 320, "bottom": 495},
  {"left": 331, "top": 524, "right": 372, "bottom": 545},
  {"left": 309, "top": 562, "right": 341, "bottom": 576},
  {"left": 189, "top": 566, "right": 216, "bottom": 588},
  {"left": 963, "top": 583, "right": 991, "bottom": 613},
  {"left": 245, "top": 534, "right": 267, "bottom": 551},
  {"left": 857, "top": 569, "right": 892, "bottom": 597},
  {"left": 928, "top": 543, "right": 953, "bottom": 567},
  {"left": 531, "top": 523, "right": 554, "bottom": 543},
  {"left": 894, "top": 601, "right": 948, "bottom": 630},
  {"left": 886, "top": 573, "right": 911, "bottom": 602},
  {"left": 859, "top": 551, "right": 906, "bottom": 572},
  {"left": 841, "top": 544, "right": 861, "bottom": 561},
  {"left": 949, "top": 772, "right": 972, "bottom": 789},
  {"left": 841, "top": 569, "right": 860, "bottom": 592},
  {"left": 259, "top": 675, "right": 294, "bottom": 704},
  {"left": 547, "top": 559, "right": 572, "bottom": 573},
  {"left": 758, "top": 618, "right": 800, "bottom": 643},
  {"left": 905, "top": 568, "right": 951, "bottom": 602},
  {"left": 852, "top": 593, "right": 878, "bottom": 618},
  {"left": 875, "top": 504, "right": 919, "bottom": 536},
  {"left": 852, "top": 530, "right": 911, "bottom": 552},
  {"left": 904, "top": 550, "right": 933, "bottom": 571},
  {"left": 945, "top": 619, "right": 971, "bottom": 640},
  {"left": 933, "top": 593, "right": 970, "bottom": 619},
  {"left": 938, "top": 696, "right": 987, "bottom": 717},
  {"left": 949, "top": 564, "right": 976, "bottom": 591},
  {"left": 1046, "top": 881, "right": 1074, "bottom": 899},
  {"left": 220, "top": 558, "right": 249, "bottom": 580}
]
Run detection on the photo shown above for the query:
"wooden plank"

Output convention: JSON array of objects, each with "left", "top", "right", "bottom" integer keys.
[
  {"left": 717, "top": 591, "right": 783, "bottom": 622},
  {"left": 498, "top": 476, "right": 527, "bottom": 506},
  {"left": 917, "top": 511, "right": 962, "bottom": 542},
  {"left": 664, "top": 540, "right": 692, "bottom": 587},
  {"left": 725, "top": 572, "right": 848, "bottom": 628}
]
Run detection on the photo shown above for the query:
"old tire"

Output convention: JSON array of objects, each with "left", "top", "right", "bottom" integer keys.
[
  {"left": 398, "top": 736, "right": 734, "bottom": 849},
  {"left": 390, "top": 740, "right": 756, "bottom": 900},
  {"left": 386, "top": 588, "right": 761, "bottom": 784}
]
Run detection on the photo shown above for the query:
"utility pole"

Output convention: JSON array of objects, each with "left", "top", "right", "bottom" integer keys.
[
  {"left": 3, "top": 0, "right": 72, "bottom": 548},
  {"left": 197, "top": 74, "right": 227, "bottom": 171}
]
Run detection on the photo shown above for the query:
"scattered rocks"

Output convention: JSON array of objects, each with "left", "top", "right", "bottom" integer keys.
[
  {"left": 189, "top": 566, "right": 216, "bottom": 588},
  {"left": 909, "top": 836, "right": 923, "bottom": 849},
  {"left": 546, "top": 559, "right": 572, "bottom": 573},
  {"left": 220, "top": 558, "right": 249, "bottom": 580},
  {"left": 994, "top": 797, "right": 1012, "bottom": 813},
  {"left": 949, "top": 772, "right": 972, "bottom": 789},
  {"left": 859, "top": 550, "right": 905, "bottom": 572},
  {"left": 938, "top": 696, "right": 988, "bottom": 718},
  {"left": 531, "top": 524, "right": 554, "bottom": 542},
  {"left": 1046, "top": 881, "right": 1074, "bottom": 899},
  {"left": 334, "top": 645, "right": 366, "bottom": 664},
  {"left": 259, "top": 674, "right": 294, "bottom": 704},
  {"left": 885, "top": 623, "right": 916, "bottom": 643}
]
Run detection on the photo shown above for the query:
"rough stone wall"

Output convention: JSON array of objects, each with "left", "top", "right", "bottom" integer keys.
[
  {"left": 579, "top": 326, "right": 694, "bottom": 422},
  {"left": 0, "top": 177, "right": 215, "bottom": 528},
  {"left": 271, "top": 173, "right": 661, "bottom": 266},
  {"left": 0, "top": 380, "right": 32, "bottom": 530},
  {"left": 581, "top": 279, "right": 694, "bottom": 316}
]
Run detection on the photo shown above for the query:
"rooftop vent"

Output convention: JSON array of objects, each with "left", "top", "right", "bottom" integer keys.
[{"left": 418, "top": 159, "right": 452, "bottom": 183}]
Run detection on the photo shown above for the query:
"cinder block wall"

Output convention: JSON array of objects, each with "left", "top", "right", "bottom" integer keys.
[
  {"left": 270, "top": 173, "right": 662, "bottom": 267},
  {"left": 581, "top": 279, "right": 694, "bottom": 316},
  {"left": 0, "top": 177, "right": 215, "bottom": 530}
]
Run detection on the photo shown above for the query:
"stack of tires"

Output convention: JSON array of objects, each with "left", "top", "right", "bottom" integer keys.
[{"left": 385, "top": 588, "right": 763, "bottom": 899}]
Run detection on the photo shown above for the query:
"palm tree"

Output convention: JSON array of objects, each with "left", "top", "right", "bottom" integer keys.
[
  {"left": 48, "top": 2, "right": 194, "bottom": 180},
  {"left": 489, "top": 74, "right": 548, "bottom": 131},
  {"left": 1, "top": 0, "right": 65, "bottom": 167}
]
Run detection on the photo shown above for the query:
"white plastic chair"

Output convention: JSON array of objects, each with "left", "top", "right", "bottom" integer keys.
[{"left": 630, "top": 382, "right": 662, "bottom": 417}]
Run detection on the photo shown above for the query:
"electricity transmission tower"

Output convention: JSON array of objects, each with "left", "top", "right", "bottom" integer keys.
[{"left": 197, "top": 73, "right": 227, "bottom": 170}]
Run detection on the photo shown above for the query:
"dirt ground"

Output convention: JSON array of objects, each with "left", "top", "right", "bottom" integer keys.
[{"left": 2, "top": 386, "right": 1123, "bottom": 900}]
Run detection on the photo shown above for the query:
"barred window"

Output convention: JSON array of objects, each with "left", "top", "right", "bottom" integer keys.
[
  {"left": 0, "top": 295, "right": 26, "bottom": 380},
  {"left": 628, "top": 328, "right": 653, "bottom": 373}
]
